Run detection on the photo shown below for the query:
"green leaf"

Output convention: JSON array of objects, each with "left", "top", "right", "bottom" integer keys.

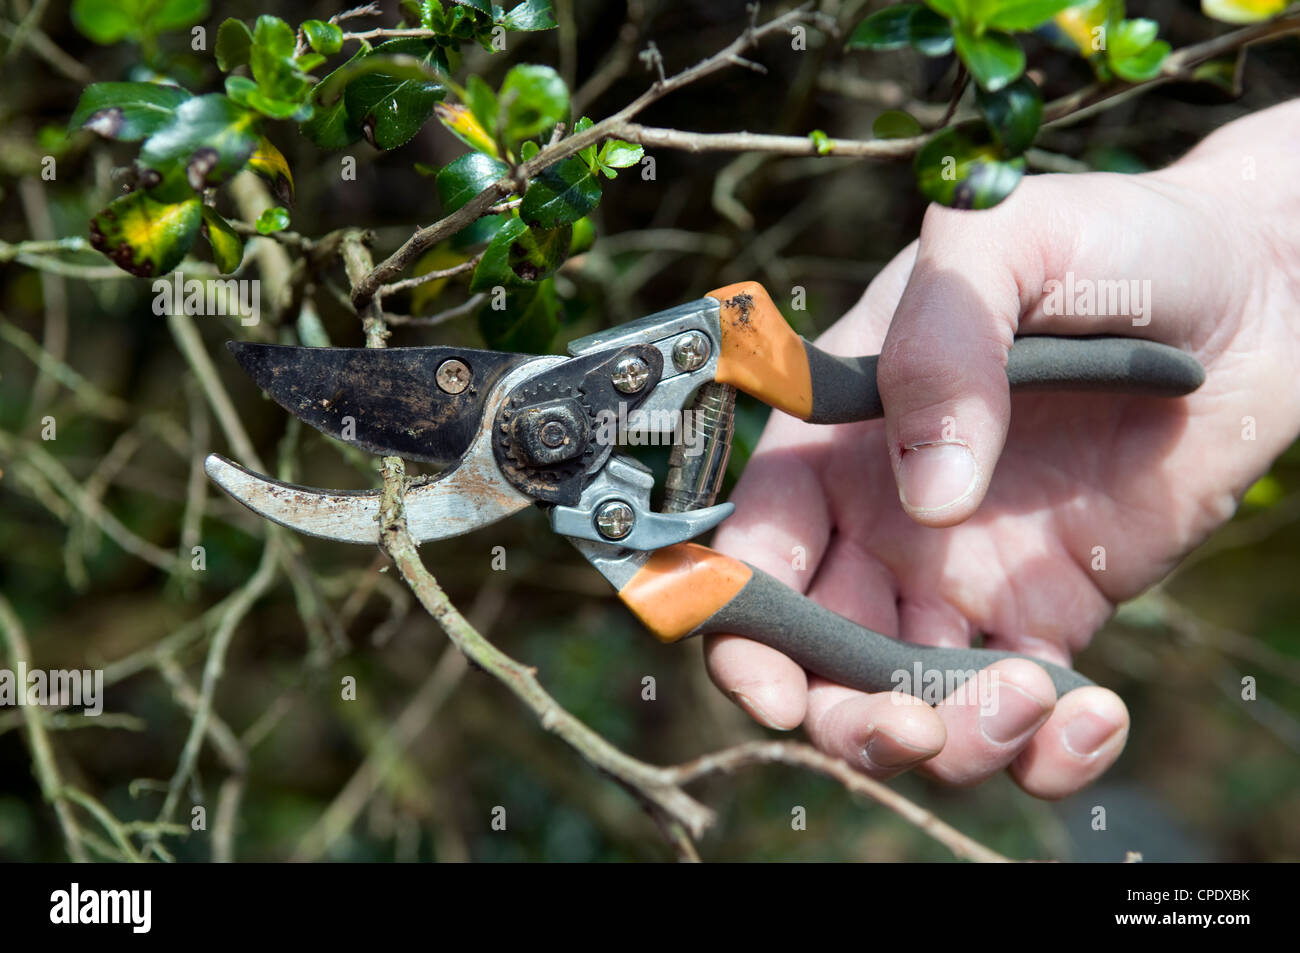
[
  {"left": 923, "top": 0, "right": 964, "bottom": 19},
  {"left": 255, "top": 206, "right": 290, "bottom": 234},
  {"left": 452, "top": 0, "right": 492, "bottom": 14},
  {"left": 226, "top": 85, "right": 305, "bottom": 121},
  {"left": 216, "top": 18, "right": 253, "bottom": 71},
  {"left": 299, "top": 47, "right": 369, "bottom": 149},
  {"left": 139, "top": 94, "right": 259, "bottom": 191},
  {"left": 984, "top": 0, "right": 1081, "bottom": 32},
  {"left": 251, "top": 14, "right": 295, "bottom": 57},
  {"left": 470, "top": 218, "right": 571, "bottom": 290},
  {"left": 569, "top": 216, "right": 595, "bottom": 254},
  {"left": 465, "top": 74, "right": 500, "bottom": 139},
  {"left": 454, "top": 213, "right": 510, "bottom": 250},
  {"left": 247, "top": 136, "right": 295, "bottom": 207},
  {"left": 478, "top": 279, "right": 561, "bottom": 353},
  {"left": 72, "top": 0, "right": 136, "bottom": 43},
  {"left": 846, "top": 4, "right": 919, "bottom": 49},
  {"left": 303, "top": 19, "right": 344, "bottom": 55},
  {"left": 1110, "top": 39, "right": 1170, "bottom": 82},
  {"left": 872, "top": 110, "right": 923, "bottom": 139},
  {"left": 200, "top": 206, "right": 244, "bottom": 274},
  {"left": 436, "top": 151, "right": 510, "bottom": 213},
  {"left": 148, "top": 0, "right": 209, "bottom": 33},
  {"left": 343, "top": 39, "right": 449, "bottom": 150},
  {"left": 499, "top": 0, "right": 558, "bottom": 31},
  {"left": 70, "top": 82, "right": 191, "bottom": 141},
  {"left": 1109, "top": 18, "right": 1158, "bottom": 61},
  {"left": 519, "top": 156, "right": 601, "bottom": 227},
  {"left": 499, "top": 64, "right": 569, "bottom": 148},
  {"left": 598, "top": 139, "right": 644, "bottom": 170},
  {"left": 808, "top": 129, "right": 834, "bottom": 155},
  {"left": 574, "top": 115, "right": 597, "bottom": 170},
  {"left": 974, "top": 75, "right": 1041, "bottom": 154},
  {"left": 89, "top": 190, "right": 201, "bottom": 276},
  {"left": 1201, "top": 0, "right": 1284, "bottom": 24},
  {"left": 72, "top": 0, "right": 209, "bottom": 45},
  {"left": 1190, "top": 53, "right": 1244, "bottom": 96},
  {"left": 507, "top": 224, "right": 571, "bottom": 282},
  {"left": 910, "top": 7, "right": 955, "bottom": 55},
  {"left": 471, "top": 217, "right": 529, "bottom": 290},
  {"left": 1241, "top": 473, "right": 1285, "bottom": 508},
  {"left": 250, "top": 15, "right": 311, "bottom": 108},
  {"left": 295, "top": 52, "right": 326, "bottom": 72},
  {"left": 953, "top": 26, "right": 1025, "bottom": 91},
  {"left": 914, "top": 120, "right": 1025, "bottom": 209}
]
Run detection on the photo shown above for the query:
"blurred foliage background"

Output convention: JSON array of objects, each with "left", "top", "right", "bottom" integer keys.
[{"left": 1, "top": 0, "right": 1298, "bottom": 862}]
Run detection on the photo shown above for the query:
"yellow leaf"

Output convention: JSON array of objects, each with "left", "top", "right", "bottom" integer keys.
[
  {"left": 1052, "top": 0, "right": 1115, "bottom": 57},
  {"left": 247, "top": 136, "right": 295, "bottom": 207},
  {"left": 435, "top": 103, "right": 498, "bottom": 158},
  {"left": 1201, "top": 0, "right": 1284, "bottom": 24}
]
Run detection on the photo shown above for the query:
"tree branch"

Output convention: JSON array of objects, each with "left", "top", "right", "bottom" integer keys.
[
  {"left": 665, "top": 741, "right": 1011, "bottom": 863},
  {"left": 612, "top": 121, "right": 920, "bottom": 158},
  {"left": 350, "top": 2, "right": 822, "bottom": 307}
]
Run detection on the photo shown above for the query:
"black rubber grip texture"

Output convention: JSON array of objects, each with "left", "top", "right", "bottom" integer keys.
[
  {"left": 804, "top": 335, "right": 1205, "bottom": 425},
  {"left": 691, "top": 568, "right": 1093, "bottom": 700}
]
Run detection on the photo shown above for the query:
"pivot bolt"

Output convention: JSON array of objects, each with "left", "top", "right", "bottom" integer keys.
[
  {"left": 436, "top": 359, "right": 470, "bottom": 395},
  {"left": 594, "top": 500, "right": 635, "bottom": 540},
  {"left": 671, "top": 332, "right": 710, "bottom": 372},
  {"left": 611, "top": 355, "right": 651, "bottom": 394},
  {"left": 540, "top": 420, "right": 569, "bottom": 448}
]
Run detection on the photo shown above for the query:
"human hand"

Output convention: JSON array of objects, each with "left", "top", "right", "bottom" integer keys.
[{"left": 708, "top": 102, "right": 1300, "bottom": 798}]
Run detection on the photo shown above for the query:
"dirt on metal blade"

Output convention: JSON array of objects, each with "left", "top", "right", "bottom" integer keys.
[{"left": 226, "top": 342, "right": 532, "bottom": 464}]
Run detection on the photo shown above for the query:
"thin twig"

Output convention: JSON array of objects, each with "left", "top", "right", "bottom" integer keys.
[
  {"left": 665, "top": 741, "right": 1012, "bottom": 863},
  {"left": 0, "top": 16, "right": 91, "bottom": 83},
  {"left": 0, "top": 596, "right": 89, "bottom": 862},
  {"left": 0, "top": 431, "right": 180, "bottom": 573},
  {"left": 384, "top": 292, "right": 487, "bottom": 328},
  {"left": 167, "top": 311, "right": 267, "bottom": 473},
  {"left": 376, "top": 456, "right": 718, "bottom": 839},
  {"left": 148, "top": 540, "right": 279, "bottom": 848},
  {"left": 351, "top": 3, "right": 821, "bottom": 306},
  {"left": 1043, "top": 9, "right": 1300, "bottom": 128},
  {"left": 616, "top": 122, "right": 921, "bottom": 157},
  {"left": 376, "top": 253, "right": 482, "bottom": 298}
]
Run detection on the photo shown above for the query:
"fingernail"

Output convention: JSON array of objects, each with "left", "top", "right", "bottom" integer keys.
[
  {"left": 861, "top": 729, "right": 931, "bottom": 771},
  {"left": 898, "top": 442, "right": 978, "bottom": 513},
  {"left": 979, "top": 682, "right": 1051, "bottom": 745},
  {"left": 1063, "top": 711, "right": 1122, "bottom": 756},
  {"left": 732, "top": 691, "right": 789, "bottom": 731}
]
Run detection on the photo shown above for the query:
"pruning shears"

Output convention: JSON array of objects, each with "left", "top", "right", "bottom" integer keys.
[{"left": 206, "top": 281, "right": 1205, "bottom": 699}]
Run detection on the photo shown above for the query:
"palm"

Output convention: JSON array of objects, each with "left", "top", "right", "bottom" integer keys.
[{"left": 807, "top": 390, "right": 1208, "bottom": 663}]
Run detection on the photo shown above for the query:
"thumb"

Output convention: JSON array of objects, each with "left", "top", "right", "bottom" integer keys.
[{"left": 877, "top": 206, "right": 1035, "bottom": 527}]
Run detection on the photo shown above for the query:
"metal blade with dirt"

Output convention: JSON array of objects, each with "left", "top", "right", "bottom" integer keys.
[{"left": 227, "top": 342, "right": 533, "bottom": 464}]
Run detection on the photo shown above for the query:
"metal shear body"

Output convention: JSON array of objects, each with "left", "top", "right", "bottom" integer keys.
[{"left": 208, "top": 282, "right": 1206, "bottom": 700}]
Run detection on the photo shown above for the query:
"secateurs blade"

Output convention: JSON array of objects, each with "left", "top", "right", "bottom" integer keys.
[{"left": 207, "top": 281, "right": 1206, "bottom": 701}]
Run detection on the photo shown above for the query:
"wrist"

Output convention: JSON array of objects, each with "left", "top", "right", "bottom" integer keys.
[
  {"left": 1147, "top": 100, "right": 1300, "bottom": 440},
  {"left": 1151, "top": 100, "right": 1300, "bottom": 305}
]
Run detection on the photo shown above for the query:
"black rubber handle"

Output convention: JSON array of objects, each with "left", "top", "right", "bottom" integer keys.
[
  {"left": 691, "top": 566, "right": 1092, "bottom": 700},
  {"left": 804, "top": 335, "right": 1205, "bottom": 425}
]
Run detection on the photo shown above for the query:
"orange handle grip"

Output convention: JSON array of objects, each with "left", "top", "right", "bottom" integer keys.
[
  {"left": 617, "top": 543, "right": 752, "bottom": 644},
  {"left": 706, "top": 281, "right": 814, "bottom": 420}
]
